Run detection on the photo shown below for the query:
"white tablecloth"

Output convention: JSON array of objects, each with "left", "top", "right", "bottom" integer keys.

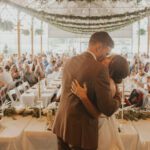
[
  {"left": 119, "top": 120, "right": 138, "bottom": 150},
  {"left": 20, "top": 89, "right": 55, "bottom": 107},
  {"left": 132, "top": 119, "right": 150, "bottom": 150},
  {"left": 23, "top": 117, "right": 57, "bottom": 150},
  {"left": 0, "top": 116, "right": 32, "bottom": 150},
  {"left": 1, "top": 116, "right": 150, "bottom": 150},
  {"left": 20, "top": 76, "right": 61, "bottom": 107}
]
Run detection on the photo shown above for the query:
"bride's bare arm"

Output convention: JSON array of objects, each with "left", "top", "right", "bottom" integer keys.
[{"left": 71, "top": 80, "right": 100, "bottom": 119}]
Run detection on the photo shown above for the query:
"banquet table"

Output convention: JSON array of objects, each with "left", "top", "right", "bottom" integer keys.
[
  {"left": 118, "top": 120, "right": 138, "bottom": 150},
  {"left": 20, "top": 89, "right": 56, "bottom": 107},
  {"left": 0, "top": 116, "right": 32, "bottom": 150},
  {"left": 1, "top": 115, "right": 150, "bottom": 150},
  {"left": 23, "top": 117, "right": 57, "bottom": 150},
  {"left": 118, "top": 119, "right": 150, "bottom": 150},
  {"left": 132, "top": 119, "right": 150, "bottom": 150},
  {"left": 20, "top": 78, "right": 61, "bottom": 107}
]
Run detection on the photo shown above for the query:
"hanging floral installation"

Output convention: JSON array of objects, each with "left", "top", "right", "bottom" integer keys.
[
  {"left": 2, "top": 0, "right": 150, "bottom": 34},
  {"left": 22, "top": 29, "right": 30, "bottom": 35},
  {"left": 35, "top": 29, "right": 43, "bottom": 35},
  {"left": 138, "top": 28, "right": 146, "bottom": 35},
  {"left": 0, "top": 19, "right": 14, "bottom": 31}
]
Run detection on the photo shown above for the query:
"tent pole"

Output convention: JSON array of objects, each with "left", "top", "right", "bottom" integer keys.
[
  {"left": 31, "top": 17, "right": 34, "bottom": 58},
  {"left": 17, "top": 10, "right": 21, "bottom": 60},
  {"left": 40, "top": 21, "right": 43, "bottom": 54},
  {"left": 147, "top": 17, "right": 150, "bottom": 57}
]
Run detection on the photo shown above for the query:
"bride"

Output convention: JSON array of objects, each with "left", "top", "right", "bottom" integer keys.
[{"left": 71, "top": 55, "right": 129, "bottom": 150}]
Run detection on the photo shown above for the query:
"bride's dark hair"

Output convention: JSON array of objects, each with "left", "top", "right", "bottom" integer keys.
[{"left": 109, "top": 55, "right": 129, "bottom": 84}]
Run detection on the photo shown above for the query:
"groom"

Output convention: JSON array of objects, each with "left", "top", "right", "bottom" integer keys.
[{"left": 53, "top": 32, "right": 121, "bottom": 150}]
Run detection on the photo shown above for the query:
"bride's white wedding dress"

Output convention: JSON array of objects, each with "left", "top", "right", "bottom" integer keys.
[{"left": 97, "top": 115, "right": 124, "bottom": 150}]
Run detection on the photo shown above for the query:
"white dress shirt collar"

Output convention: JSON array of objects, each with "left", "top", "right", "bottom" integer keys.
[{"left": 87, "top": 50, "right": 97, "bottom": 61}]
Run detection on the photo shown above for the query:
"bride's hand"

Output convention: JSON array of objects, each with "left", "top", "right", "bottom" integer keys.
[{"left": 71, "top": 80, "right": 87, "bottom": 100}]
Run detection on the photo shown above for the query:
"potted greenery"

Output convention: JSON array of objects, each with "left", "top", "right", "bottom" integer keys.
[
  {"left": 35, "top": 29, "right": 43, "bottom": 35},
  {"left": 22, "top": 29, "right": 30, "bottom": 36}
]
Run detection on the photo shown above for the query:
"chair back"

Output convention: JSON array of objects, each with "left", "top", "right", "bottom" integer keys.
[
  {"left": 16, "top": 84, "right": 25, "bottom": 98},
  {"left": 23, "top": 82, "right": 30, "bottom": 91},
  {"left": 8, "top": 89, "right": 18, "bottom": 103}
]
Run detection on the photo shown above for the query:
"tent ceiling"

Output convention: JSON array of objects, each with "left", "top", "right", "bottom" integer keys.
[
  {"left": 2, "top": 0, "right": 149, "bottom": 16},
  {"left": 1, "top": 0, "right": 150, "bottom": 34}
]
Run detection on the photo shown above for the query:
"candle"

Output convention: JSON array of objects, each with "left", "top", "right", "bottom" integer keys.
[
  {"left": 121, "top": 80, "right": 125, "bottom": 120},
  {"left": 38, "top": 77, "right": 41, "bottom": 99}
]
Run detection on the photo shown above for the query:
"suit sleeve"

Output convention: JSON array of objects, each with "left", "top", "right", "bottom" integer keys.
[{"left": 94, "top": 65, "right": 121, "bottom": 117}]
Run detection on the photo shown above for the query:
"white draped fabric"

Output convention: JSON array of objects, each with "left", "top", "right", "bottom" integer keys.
[
  {"left": 119, "top": 120, "right": 138, "bottom": 150},
  {"left": 132, "top": 119, "right": 150, "bottom": 150},
  {"left": 98, "top": 116, "right": 125, "bottom": 150},
  {"left": 0, "top": 116, "right": 32, "bottom": 150},
  {"left": 23, "top": 117, "right": 57, "bottom": 150},
  {"left": 1, "top": 116, "right": 150, "bottom": 150},
  {"left": 21, "top": 72, "right": 61, "bottom": 107}
]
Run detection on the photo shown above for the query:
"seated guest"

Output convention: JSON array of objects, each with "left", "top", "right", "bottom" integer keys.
[
  {"left": 45, "top": 59, "right": 56, "bottom": 75},
  {"left": 10, "top": 65, "right": 22, "bottom": 87},
  {"left": 0, "top": 80, "right": 6, "bottom": 89},
  {"left": 17, "top": 60, "right": 24, "bottom": 77},
  {"left": 42, "top": 55, "right": 49, "bottom": 69},
  {"left": 23, "top": 64, "right": 38, "bottom": 86},
  {"left": 0, "top": 67, "right": 7, "bottom": 87},
  {"left": 134, "top": 67, "right": 147, "bottom": 88},
  {"left": 144, "top": 62, "right": 150, "bottom": 73},
  {"left": 0, "top": 66, "right": 15, "bottom": 90},
  {"left": 10, "top": 65, "right": 21, "bottom": 80},
  {"left": 31, "top": 57, "right": 38, "bottom": 72},
  {"left": 56, "top": 56, "right": 63, "bottom": 68},
  {"left": 34, "top": 65, "right": 45, "bottom": 80},
  {"left": 144, "top": 75, "right": 150, "bottom": 93},
  {"left": 3, "top": 66, "right": 13, "bottom": 85},
  {"left": 5, "top": 65, "right": 10, "bottom": 72}
]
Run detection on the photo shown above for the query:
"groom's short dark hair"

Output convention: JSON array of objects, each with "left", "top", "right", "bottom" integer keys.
[{"left": 89, "top": 31, "right": 114, "bottom": 48}]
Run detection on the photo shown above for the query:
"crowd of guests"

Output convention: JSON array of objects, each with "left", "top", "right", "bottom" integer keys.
[
  {"left": 0, "top": 51, "right": 150, "bottom": 107},
  {"left": 121, "top": 53, "right": 150, "bottom": 108},
  {"left": 0, "top": 53, "right": 65, "bottom": 103},
  {"left": 127, "top": 53, "right": 150, "bottom": 92}
]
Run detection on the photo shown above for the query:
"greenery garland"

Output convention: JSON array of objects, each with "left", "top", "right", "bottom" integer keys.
[
  {"left": 53, "top": 24, "right": 126, "bottom": 34},
  {"left": 53, "top": 21, "right": 129, "bottom": 31},
  {"left": 138, "top": 28, "right": 146, "bottom": 35},
  {"left": 47, "top": 15, "right": 145, "bottom": 29},
  {"left": 0, "top": 19, "right": 14, "bottom": 31},
  {"left": 50, "top": 15, "right": 146, "bottom": 34},
  {"left": 46, "top": 15, "right": 141, "bottom": 27},
  {"left": 116, "top": 109, "right": 150, "bottom": 121},
  {"left": 35, "top": 29, "right": 43, "bottom": 35},
  {"left": 22, "top": 29, "right": 30, "bottom": 35},
  {"left": 42, "top": 7, "right": 150, "bottom": 21}
]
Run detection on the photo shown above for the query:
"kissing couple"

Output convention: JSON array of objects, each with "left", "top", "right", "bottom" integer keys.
[{"left": 53, "top": 32, "right": 129, "bottom": 150}]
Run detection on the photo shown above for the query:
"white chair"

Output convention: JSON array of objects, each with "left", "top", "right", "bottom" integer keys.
[
  {"left": 16, "top": 84, "right": 25, "bottom": 98},
  {"left": 23, "top": 82, "right": 30, "bottom": 91},
  {"left": 8, "top": 89, "right": 18, "bottom": 103}
]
